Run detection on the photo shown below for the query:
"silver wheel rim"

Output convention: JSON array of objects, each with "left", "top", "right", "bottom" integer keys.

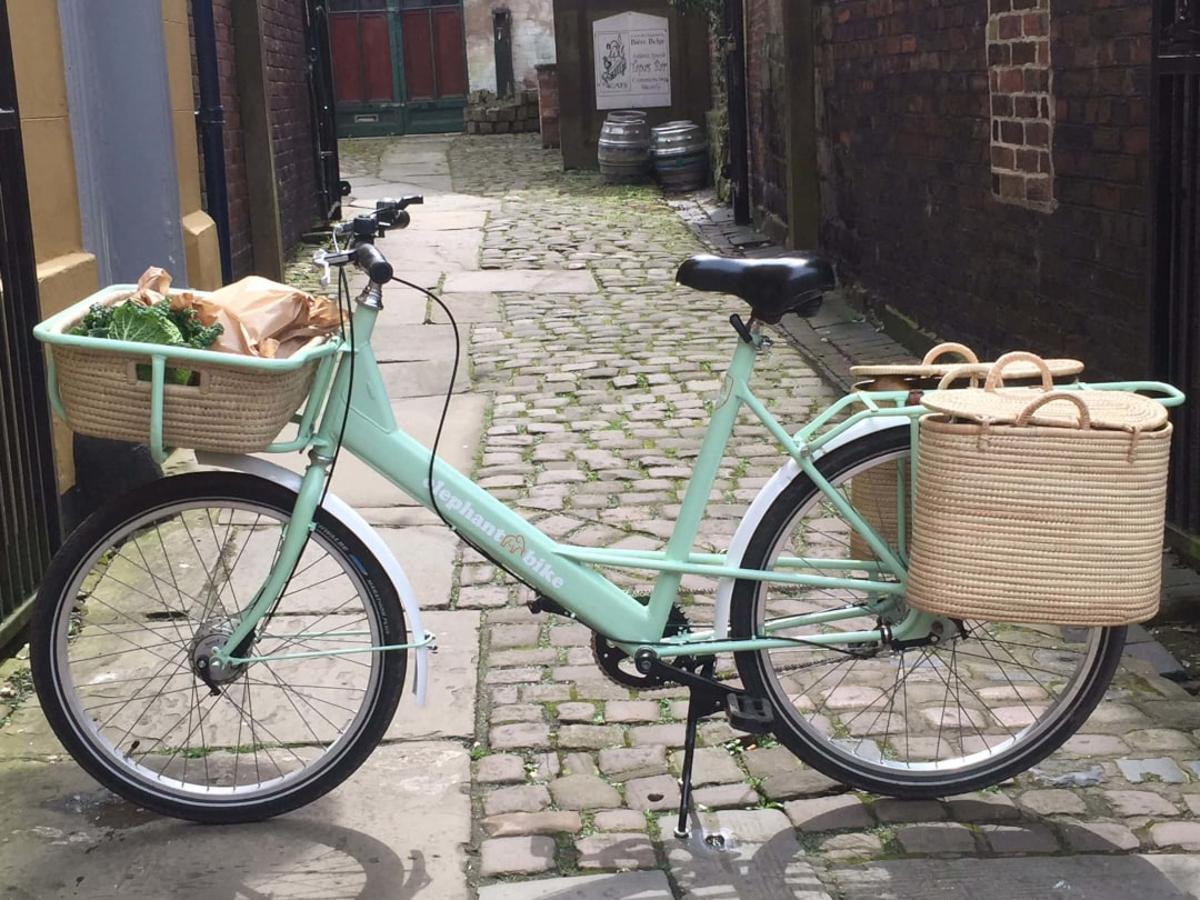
[
  {"left": 754, "top": 446, "right": 1106, "bottom": 778},
  {"left": 50, "top": 496, "right": 386, "bottom": 805}
]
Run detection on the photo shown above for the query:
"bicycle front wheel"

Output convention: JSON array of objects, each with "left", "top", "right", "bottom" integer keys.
[
  {"left": 31, "top": 472, "right": 407, "bottom": 823},
  {"left": 732, "top": 426, "right": 1126, "bottom": 798}
]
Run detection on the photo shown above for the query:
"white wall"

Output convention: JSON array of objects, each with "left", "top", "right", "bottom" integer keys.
[{"left": 465, "top": 1, "right": 557, "bottom": 94}]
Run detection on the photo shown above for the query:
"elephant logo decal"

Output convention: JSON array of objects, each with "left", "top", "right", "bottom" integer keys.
[{"left": 501, "top": 534, "right": 526, "bottom": 557}]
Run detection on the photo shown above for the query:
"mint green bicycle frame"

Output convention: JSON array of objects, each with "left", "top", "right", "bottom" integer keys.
[{"left": 185, "top": 294, "right": 1185, "bottom": 671}]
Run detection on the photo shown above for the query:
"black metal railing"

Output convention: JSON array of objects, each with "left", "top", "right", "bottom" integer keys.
[
  {"left": 0, "top": 0, "right": 62, "bottom": 648},
  {"left": 1153, "top": 0, "right": 1200, "bottom": 532},
  {"left": 306, "top": 0, "right": 345, "bottom": 221}
]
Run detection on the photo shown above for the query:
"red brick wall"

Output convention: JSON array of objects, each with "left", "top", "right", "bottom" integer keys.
[
  {"left": 208, "top": 0, "right": 253, "bottom": 279},
  {"left": 191, "top": 0, "right": 323, "bottom": 278},
  {"left": 260, "top": 0, "right": 322, "bottom": 251},
  {"left": 744, "top": 0, "right": 790, "bottom": 237},
  {"left": 811, "top": 0, "right": 1154, "bottom": 377}
]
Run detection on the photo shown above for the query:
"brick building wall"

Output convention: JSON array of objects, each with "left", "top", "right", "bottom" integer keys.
[
  {"left": 200, "top": 0, "right": 253, "bottom": 279},
  {"left": 809, "top": 0, "right": 1154, "bottom": 377},
  {"left": 260, "top": 0, "right": 322, "bottom": 251},
  {"left": 735, "top": 0, "right": 1153, "bottom": 378},
  {"left": 190, "top": 0, "right": 324, "bottom": 279},
  {"left": 744, "top": 0, "right": 790, "bottom": 237}
]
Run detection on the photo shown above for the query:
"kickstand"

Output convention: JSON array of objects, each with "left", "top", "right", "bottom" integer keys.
[{"left": 674, "top": 662, "right": 721, "bottom": 839}]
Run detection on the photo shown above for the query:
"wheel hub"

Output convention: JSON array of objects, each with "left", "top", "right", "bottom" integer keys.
[{"left": 191, "top": 629, "right": 246, "bottom": 686}]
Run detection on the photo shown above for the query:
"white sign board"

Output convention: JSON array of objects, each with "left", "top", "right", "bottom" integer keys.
[{"left": 593, "top": 12, "right": 671, "bottom": 110}]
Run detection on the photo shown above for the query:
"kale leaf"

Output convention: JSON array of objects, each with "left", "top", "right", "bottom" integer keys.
[{"left": 69, "top": 296, "right": 225, "bottom": 386}]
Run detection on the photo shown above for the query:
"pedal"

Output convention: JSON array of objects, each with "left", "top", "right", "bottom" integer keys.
[
  {"left": 527, "top": 594, "right": 570, "bottom": 617},
  {"left": 725, "top": 693, "right": 774, "bottom": 734}
]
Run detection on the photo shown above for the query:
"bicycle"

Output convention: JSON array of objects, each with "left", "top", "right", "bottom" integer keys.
[{"left": 29, "top": 198, "right": 1186, "bottom": 832}]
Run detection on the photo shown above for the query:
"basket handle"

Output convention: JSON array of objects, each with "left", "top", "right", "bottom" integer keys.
[
  {"left": 935, "top": 364, "right": 990, "bottom": 389},
  {"left": 921, "top": 342, "right": 979, "bottom": 366},
  {"left": 984, "top": 351, "right": 1054, "bottom": 392},
  {"left": 1014, "top": 391, "right": 1091, "bottom": 429}
]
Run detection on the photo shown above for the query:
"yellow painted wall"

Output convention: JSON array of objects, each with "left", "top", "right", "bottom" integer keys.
[
  {"left": 7, "top": 1, "right": 221, "bottom": 491},
  {"left": 8, "top": 0, "right": 96, "bottom": 490},
  {"left": 163, "top": 0, "right": 221, "bottom": 291}
]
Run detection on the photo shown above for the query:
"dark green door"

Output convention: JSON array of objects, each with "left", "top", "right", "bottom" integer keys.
[{"left": 330, "top": 0, "right": 467, "bottom": 137}]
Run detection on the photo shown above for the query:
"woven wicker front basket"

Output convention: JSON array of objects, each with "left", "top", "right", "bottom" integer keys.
[
  {"left": 906, "top": 353, "right": 1172, "bottom": 626},
  {"left": 48, "top": 289, "right": 324, "bottom": 455}
]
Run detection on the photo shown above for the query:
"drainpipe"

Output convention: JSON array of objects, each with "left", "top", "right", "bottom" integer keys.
[
  {"left": 192, "top": 0, "right": 233, "bottom": 284},
  {"left": 725, "top": 0, "right": 751, "bottom": 225}
]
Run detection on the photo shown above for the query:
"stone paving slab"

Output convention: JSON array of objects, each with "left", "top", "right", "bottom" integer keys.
[
  {"left": 479, "top": 871, "right": 675, "bottom": 899},
  {"left": 372, "top": 312, "right": 456, "bottom": 359},
  {"left": 352, "top": 176, "right": 455, "bottom": 199},
  {"left": 377, "top": 228, "right": 483, "bottom": 273},
  {"left": 662, "top": 810, "right": 833, "bottom": 899},
  {"left": 376, "top": 525, "right": 458, "bottom": 608},
  {"left": 0, "top": 742, "right": 471, "bottom": 899},
  {"left": 409, "top": 209, "right": 490, "bottom": 232},
  {"left": 429, "top": 292, "right": 503, "bottom": 324},
  {"left": 386, "top": 610, "right": 480, "bottom": 742}
]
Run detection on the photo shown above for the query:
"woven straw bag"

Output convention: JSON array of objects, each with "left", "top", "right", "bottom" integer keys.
[
  {"left": 847, "top": 343, "right": 1084, "bottom": 561},
  {"left": 850, "top": 342, "right": 1083, "bottom": 387},
  {"left": 50, "top": 292, "right": 324, "bottom": 455},
  {"left": 906, "top": 353, "right": 1172, "bottom": 626}
]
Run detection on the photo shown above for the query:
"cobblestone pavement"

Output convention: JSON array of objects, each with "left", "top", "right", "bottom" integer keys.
[{"left": 444, "top": 136, "right": 1200, "bottom": 898}]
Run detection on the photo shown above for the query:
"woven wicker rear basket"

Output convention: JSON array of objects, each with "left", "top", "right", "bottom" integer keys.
[
  {"left": 849, "top": 462, "right": 912, "bottom": 561},
  {"left": 907, "top": 354, "right": 1172, "bottom": 626}
]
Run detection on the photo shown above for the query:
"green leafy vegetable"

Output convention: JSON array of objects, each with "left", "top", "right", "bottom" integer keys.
[
  {"left": 69, "top": 297, "right": 224, "bottom": 386},
  {"left": 71, "top": 303, "right": 115, "bottom": 338},
  {"left": 165, "top": 302, "right": 224, "bottom": 352},
  {"left": 107, "top": 300, "right": 184, "bottom": 346}
]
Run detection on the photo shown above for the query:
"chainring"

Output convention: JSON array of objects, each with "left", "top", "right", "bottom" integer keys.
[{"left": 592, "top": 603, "right": 696, "bottom": 689}]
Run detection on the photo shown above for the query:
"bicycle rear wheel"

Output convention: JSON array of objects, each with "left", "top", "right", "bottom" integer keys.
[
  {"left": 732, "top": 426, "right": 1126, "bottom": 797},
  {"left": 31, "top": 472, "right": 407, "bottom": 823}
]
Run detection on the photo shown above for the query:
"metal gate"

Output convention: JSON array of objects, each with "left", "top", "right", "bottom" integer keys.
[
  {"left": 0, "top": 1, "right": 62, "bottom": 647},
  {"left": 1153, "top": 0, "right": 1200, "bottom": 534},
  {"left": 306, "top": 0, "right": 345, "bottom": 221}
]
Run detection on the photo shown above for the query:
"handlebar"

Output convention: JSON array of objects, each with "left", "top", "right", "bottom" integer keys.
[
  {"left": 315, "top": 195, "right": 423, "bottom": 286},
  {"left": 353, "top": 243, "right": 393, "bottom": 284}
]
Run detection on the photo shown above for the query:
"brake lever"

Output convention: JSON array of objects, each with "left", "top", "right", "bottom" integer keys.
[
  {"left": 312, "top": 247, "right": 354, "bottom": 287},
  {"left": 312, "top": 249, "right": 332, "bottom": 287}
]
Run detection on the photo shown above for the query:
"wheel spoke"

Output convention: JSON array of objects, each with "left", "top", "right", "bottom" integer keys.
[{"left": 744, "top": 438, "right": 1116, "bottom": 787}]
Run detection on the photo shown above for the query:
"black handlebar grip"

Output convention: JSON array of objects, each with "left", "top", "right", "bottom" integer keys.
[{"left": 354, "top": 243, "right": 394, "bottom": 284}]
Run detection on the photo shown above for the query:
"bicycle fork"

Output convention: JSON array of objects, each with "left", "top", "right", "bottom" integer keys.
[{"left": 209, "top": 450, "right": 333, "bottom": 671}]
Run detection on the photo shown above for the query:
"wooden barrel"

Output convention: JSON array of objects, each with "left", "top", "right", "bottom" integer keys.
[
  {"left": 598, "top": 114, "right": 651, "bottom": 184},
  {"left": 652, "top": 121, "right": 708, "bottom": 191}
]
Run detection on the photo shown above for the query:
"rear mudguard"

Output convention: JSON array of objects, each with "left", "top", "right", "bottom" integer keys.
[
  {"left": 712, "top": 417, "right": 908, "bottom": 638},
  {"left": 195, "top": 451, "right": 431, "bottom": 705}
]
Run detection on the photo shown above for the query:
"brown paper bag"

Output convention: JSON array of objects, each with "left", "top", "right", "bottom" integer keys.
[
  {"left": 129, "top": 267, "right": 341, "bottom": 359},
  {"left": 190, "top": 277, "right": 341, "bottom": 359}
]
